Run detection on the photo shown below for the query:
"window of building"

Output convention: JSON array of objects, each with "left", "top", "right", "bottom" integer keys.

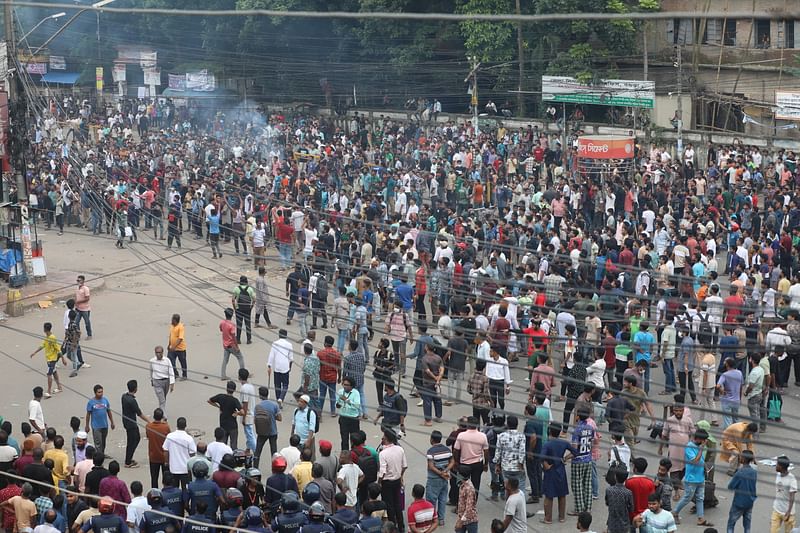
[
  {"left": 723, "top": 19, "right": 737, "bottom": 46},
  {"left": 703, "top": 19, "right": 723, "bottom": 44},
  {"left": 668, "top": 19, "right": 694, "bottom": 45},
  {"left": 786, "top": 20, "right": 797, "bottom": 48},
  {"left": 755, "top": 20, "right": 771, "bottom": 48}
]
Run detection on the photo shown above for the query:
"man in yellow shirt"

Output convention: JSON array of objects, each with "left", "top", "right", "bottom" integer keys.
[
  {"left": 292, "top": 447, "right": 315, "bottom": 494},
  {"left": 43, "top": 435, "right": 71, "bottom": 489},
  {"left": 29, "top": 322, "right": 66, "bottom": 398},
  {"left": 168, "top": 314, "right": 188, "bottom": 381}
]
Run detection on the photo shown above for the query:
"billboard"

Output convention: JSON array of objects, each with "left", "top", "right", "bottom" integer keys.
[
  {"left": 542, "top": 76, "right": 655, "bottom": 108},
  {"left": 577, "top": 136, "right": 635, "bottom": 159},
  {"left": 776, "top": 92, "right": 800, "bottom": 121}
]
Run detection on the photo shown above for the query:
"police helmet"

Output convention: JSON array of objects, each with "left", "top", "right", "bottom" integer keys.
[
  {"left": 281, "top": 490, "right": 300, "bottom": 512},
  {"left": 146, "top": 489, "right": 163, "bottom": 507},
  {"left": 302, "top": 481, "right": 321, "bottom": 505},
  {"left": 98, "top": 497, "right": 114, "bottom": 514},
  {"left": 308, "top": 501, "right": 325, "bottom": 520},
  {"left": 244, "top": 505, "right": 263, "bottom": 526},
  {"left": 225, "top": 488, "right": 243, "bottom": 508},
  {"left": 192, "top": 461, "right": 209, "bottom": 479}
]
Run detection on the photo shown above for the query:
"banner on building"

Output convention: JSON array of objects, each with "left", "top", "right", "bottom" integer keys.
[
  {"left": 168, "top": 73, "right": 186, "bottom": 91},
  {"left": 49, "top": 56, "right": 65, "bottom": 70},
  {"left": 112, "top": 63, "right": 126, "bottom": 82},
  {"left": 25, "top": 63, "right": 47, "bottom": 75},
  {"left": 185, "top": 69, "right": 216, "bottom": 92},
  {"left": 137, "top": 86, "right": 148, "bottom": 98},
  {"left": 140, "top": 51, "right": 157, "bottom": 68},
  {"left": 143, "top": 68, "right": 160, "bottom": 86},
  {"left": 95, "top": 67, "right": 104, "bottom": 91},
  {"left": 775, "top": 92, "right": 800, "bottom": 121},
  {"left": 542, "top": 76, "right": 655, "bottom": 109}
]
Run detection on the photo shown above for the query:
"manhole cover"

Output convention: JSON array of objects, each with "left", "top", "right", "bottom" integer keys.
[{"left": 187, "top": 428, "right": 206, "bottom": 438}]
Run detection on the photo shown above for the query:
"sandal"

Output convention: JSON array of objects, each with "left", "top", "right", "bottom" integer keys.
[
  {"left": 539, "top": 520, "right": 552, "bottom": 524},
  {"left": 697, "top": 519, "right": 713, "bottom": 526}
]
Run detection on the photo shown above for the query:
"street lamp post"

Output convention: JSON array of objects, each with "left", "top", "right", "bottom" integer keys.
[
  {"left": 17, "top": 12, "right": 66, "bottom": 45},
  {"left": 32, "top": 0, "right": 116, "bottom": 56}
]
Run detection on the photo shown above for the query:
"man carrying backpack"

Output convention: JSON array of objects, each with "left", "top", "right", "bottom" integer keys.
[
  {"left": 253, "top": 386, "right": 281, "bottom": 469},
  {"left": 232, "top": 276, "right": 255, "bottom": 345}
]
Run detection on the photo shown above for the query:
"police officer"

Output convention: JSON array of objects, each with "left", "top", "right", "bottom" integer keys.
[
  {"left": 82, "top": 498, "right": 128, "bottom": 533},
  {"left": 235, "top": 506, "right": 269, "bottom": 533},
  {"left": 354, "top": 505, "right": 383, "bottom": 533},
  {"left": 270, "top": 491, "right": 308, "bottom": 533},
  {"left": 301, "top": 482, "right": 320, "bottom": 507},
  {"left": 162, "top": 473, "right": 185, "bottom": 520},
  {"left": 139, "top": 489, "right": 180, "bottom": 533},
  {"left": 220, "top": 488, "right": 244, "bottom": 526},
  {"left": 300, "top": 502, "right": 334, "bottom": 533},
  {"left": 266, "top": 456, "right": 299, "bottom": 517},
  {"left": 181, "top": 502, "right": 216, "bottom": 533},
  {"left": 184, "top": 462, "right": 224, "bottom": 521}
]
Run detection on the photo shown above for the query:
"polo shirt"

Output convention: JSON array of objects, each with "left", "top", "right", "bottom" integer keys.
[
  {"left": 454, "top": 429, "right": 488, "bottom": 465},
  {"left": 86, "top": 397, "right": 111, "bottom": 430}
]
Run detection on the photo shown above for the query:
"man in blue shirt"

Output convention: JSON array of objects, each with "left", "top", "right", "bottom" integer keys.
[
  {"left": 394, "top": 275, "right": 414, "bottom": 314},
  {"left": 570, "top": 408, "right": 595, "bottom": 514},
  {"left": 633, "top": 322, "right": 655, "bottom": 394},
  {"left": 672, "top": 429, "right": 711, "bottom": 527},
  {"left": 726, "top": 450, "right": 757, "bottom": 533},
  {"left": 84, "top": 384, "right": 114, "bottom": 455},
  {"left": 291, "top": 395, "right": 317, "bottom": 453},
  {"left": 206, "top": 208, "right": 222, "bottom": 259}
]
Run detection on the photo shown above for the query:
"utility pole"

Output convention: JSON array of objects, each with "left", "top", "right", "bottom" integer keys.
[
  {"left": 515, "top": 0, "right": 525, "bottom": 116},
  {"left": 465, "top": 57, "right": 480, "bottom": 136},
  {"left": 4, "top": 0, "right": 16, "bottom": 101},
  {"left": 675, "top": 44, "right": 683, "bottom": 154}
]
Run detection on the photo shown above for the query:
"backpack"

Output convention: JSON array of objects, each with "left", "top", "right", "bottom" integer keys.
[
  {"left": 606, "top": 445, "right": 628, "bottom": 485},
  {"left": 293, "top": 407, "right": 320, "bottom": 434},
  {"left": 355, "top": 447, "right": 378, "bottom": 485},
  {"left": 236, "top": 285, "right": 253, "bottom": 308},
  {"left": 621, "top": 271, "right": 634, "bottom": 295},
  {"left": 696, "top": 312, "right": 713, "bottom": 345},
  {"left": 254, "top": 402, "right": 275, "bottom": 437}
]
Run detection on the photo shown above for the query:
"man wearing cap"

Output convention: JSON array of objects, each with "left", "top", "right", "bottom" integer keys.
[
  {"left": 291, "top": 395, "right": 316, "bottom": 456},
  {"left": 268, "top": 329, "right": 294, "bottom": 405},
  {"left": 232, "top": 276, "right": 255, "bottom": 345}
]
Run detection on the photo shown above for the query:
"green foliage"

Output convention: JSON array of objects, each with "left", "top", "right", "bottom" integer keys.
[{"left": 457, "top": 0, "right": 515, "bottom": 63}]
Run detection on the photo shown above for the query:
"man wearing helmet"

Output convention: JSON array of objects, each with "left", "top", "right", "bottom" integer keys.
[
  {"left": 139, "top": 490, "right": 180, "bottom": 533},
  {"left": 299, "top": 501, "right": 334, "bottom": 533},
  {"left": 82, "top": 498, "right": 127, "bottom": 533},
  {"left": 266, "top": 455, "right": 299, "bottom": 517},
  {"left": 221, "top": 488, "right": 244, "bottom": 526},
  {"left": 239, "top": 468, "right": 265, "bottom": 508},
  {"left": 235, "top": 506, "right": 270, "bottom": 533},
  {"left": 270, "top": 491, "right": 308, "bottom": 533},
  {"left": 184, "top": 462, "right": 224, "bottom": 521}
]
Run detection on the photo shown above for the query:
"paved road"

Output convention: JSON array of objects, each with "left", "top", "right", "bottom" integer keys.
[{"left": 1, "top": 225, "right": 796, "bottom": 532}]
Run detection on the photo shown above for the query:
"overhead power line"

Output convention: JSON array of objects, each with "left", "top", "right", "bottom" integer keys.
[{"left": 4, "top": 2, "right": 800, "bottom": 22}]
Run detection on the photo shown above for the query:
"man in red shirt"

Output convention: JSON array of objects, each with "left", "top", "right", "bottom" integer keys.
[
  {"left": 407, "top": 483, "right": 437, "bottom": 533},
  {"left": 415, "top": 264, "right": 428, "bottom": 322},
  {"left": 624, "top": 457, "right": 655, "bottom": 522},
  {"left": 723, "top": 287, "right": 745, "bottom": 324},
  {"left": 275, "top": 210, "right": 295, "bottom": 269},
  {"left": 219, "top": 308, "right": 243, "bottom": 380},
  {"left": 489, "top": 307, "right": 511, "bottom": 359},
  {"left": 317, "top": 335, "right": 342, "bottom": 416}
]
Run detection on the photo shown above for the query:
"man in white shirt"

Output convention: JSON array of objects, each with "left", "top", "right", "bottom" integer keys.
[
  {"left": 268, "top": 329, "right": 294, "bottom": 405},
  {"left": 206, "top": 428, "right": 233, "bottom": 473},
  {"left": 239, "top": 368, "right": 259, "bottom": 452},
  {"left": 162, "top": 416, "right": 197, "bottom": 487},
  {"left": 149, "top": 346, "right": 175, "bottom": 417},
  {"left": 126, "top": 481, "right": 151, "bottom": 533},
  {"left": 28, "top": 387, "right": 46, "bottom": 435}
]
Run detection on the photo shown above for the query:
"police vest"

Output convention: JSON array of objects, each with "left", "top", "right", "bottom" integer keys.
[
  {"left": 90, "top": 514, "right": 125, "bottom": 533},
  {"left": 183, "top": 514, "right": 216, "bottom": 533},
  {"left": 187, "top": 479, "right": 219, "bottom": 518},
  {"left": 356, "top": 517, "right": 383, "bottom": 533},
  {"left": 140, "top": 508, "right": 178, "bottom": 533},
  {"left": 162, "top": 487, "right": 184, "bottom": 518},
  {"left": 221, "top": 508, "right": 240, "bottom": 525},
  {"left": 299, "top": 523, "right": 334, "bottom": 533},
  {"left": 272, "top": 511, "right": 308, "bottom": 533}
]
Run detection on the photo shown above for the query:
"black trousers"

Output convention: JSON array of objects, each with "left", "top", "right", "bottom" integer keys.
[
  {"left": 124, "top": 426, "right": 140, "bottom": 466},
  {"left": 255, "top": 305, "right": 273, "bottom": 326},
  {"left": 678, "top": 370, "right": 696, "bottom": 401},
  {"left": 236, "top": 307, "right": 252, "bottom": 343},
  {"left": 473, "top": 406, "right": 490, "bottom": 426},
  {"left": 339, "top": 416, "right": 361, "bottom": 451},
  {"left": 149, "top": 462, "right": 166, "bottom": 488},
  {"left": 488, "top": 378, "right": 505, "bottom": 410},
  {"left": 254, "top": 434, "right": 278, "bottom": 470},
  {"left": 790, "top": 351, "right": 800, "bottom": 385},
  {"left": 381, "top": 478, "right": 404, "bottom": 530},
  {"left": 460, "top": 461, "right": 484, "bottom": 495}
]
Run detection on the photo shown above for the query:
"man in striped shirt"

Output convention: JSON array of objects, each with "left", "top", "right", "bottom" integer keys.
[{"left": 426, "top": 430, "right": 452, "bottom": 527}]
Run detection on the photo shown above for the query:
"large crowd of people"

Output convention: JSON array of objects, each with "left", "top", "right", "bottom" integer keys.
[{"left": 2, "top": 94, "right": 800, "bottom": 533}]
